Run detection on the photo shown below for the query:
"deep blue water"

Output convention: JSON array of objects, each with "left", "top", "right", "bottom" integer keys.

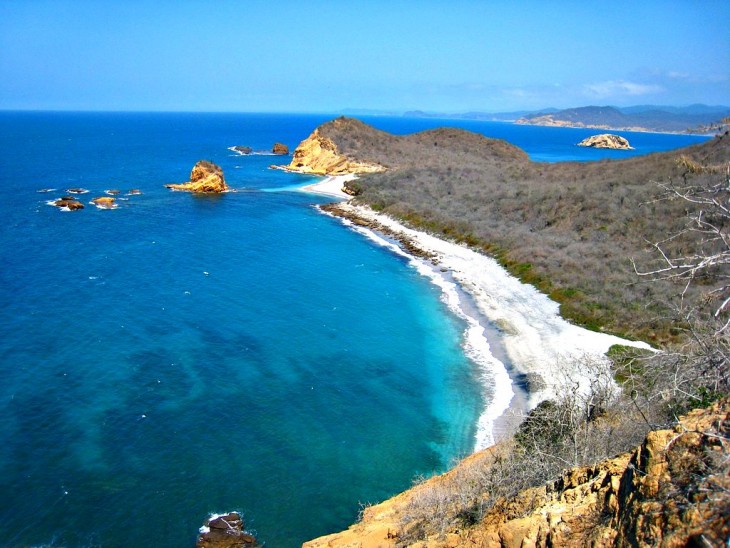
[{"left": 0, "top": 112, "right": 709, "bottom": 546}]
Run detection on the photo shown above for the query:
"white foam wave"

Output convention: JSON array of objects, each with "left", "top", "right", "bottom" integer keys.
[{"left": 37, "top": 188, "right": 56, "bottom": 193}]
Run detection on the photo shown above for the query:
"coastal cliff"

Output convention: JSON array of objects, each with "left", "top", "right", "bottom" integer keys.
[
  {"left": 304, "top": 399, "right": 730, "bottom": 547},
  {"left": 287, "top": 123, "right": 386, "bottom": 175}
]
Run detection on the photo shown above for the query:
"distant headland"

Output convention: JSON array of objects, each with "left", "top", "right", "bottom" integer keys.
[{"left": 348, "top": 104, "right": 730, "bottom": 135}]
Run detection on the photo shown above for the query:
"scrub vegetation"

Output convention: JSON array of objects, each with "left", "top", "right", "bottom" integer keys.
[{"left": 316, "top": 118, "right": 730, "bottom": 543}]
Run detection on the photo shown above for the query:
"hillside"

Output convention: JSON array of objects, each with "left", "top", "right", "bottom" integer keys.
[
  {"left": 305, "top": 399, "right": 729, "bottom": 547},
  {"left": 516, "top": 105, "right": 730, "bottom": 133},
  {"left": 313, "top": 117, "right": 729, "bottom": 343}
]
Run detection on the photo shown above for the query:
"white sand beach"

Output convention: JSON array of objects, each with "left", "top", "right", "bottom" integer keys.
[
  {"left": 300, "top": 174, "right": 357, "bottom": 199},
  {"left": 302, "top": 175, "right": 653, "bottom": 450}
]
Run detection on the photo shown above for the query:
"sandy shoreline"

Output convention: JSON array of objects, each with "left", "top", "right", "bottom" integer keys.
[{"left": 301, "top": 174, "right": 652, "bottom": 451}]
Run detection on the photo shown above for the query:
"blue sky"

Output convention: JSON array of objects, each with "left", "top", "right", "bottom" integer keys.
[{"left": 1, "top": 0, "right": 728, "bottom": 113}]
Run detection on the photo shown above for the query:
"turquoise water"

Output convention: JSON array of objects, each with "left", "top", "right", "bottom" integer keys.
[{"left": 0, "top": 112, "right": 708, "bottom": 546}]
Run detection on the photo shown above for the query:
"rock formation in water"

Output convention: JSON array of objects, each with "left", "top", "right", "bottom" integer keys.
[
  {"left": 196, "top": 512, "right": 258, "bottom": 548},
  {"left": 577, "top": 134, "right": 634, "bottom": 150},
  {"left": 232, "top": 146, "right": 253, "bottom": 155},
  {"left": 165, "top": 160, "right": 228, "bottom": 193},
  {"left": 286, "top": 127, "right": 386, "bottom": 175},
  {"left": 272, "top": 142, "right": 289, "bottom": 155},
  {"left": 304, "top": 399, "right": 730, "bottom": 547},
  {"left": 52, "top": 198, "right": 84, "bottom": 210},
  {"left": 91, "top": 196, "right": 116, "bottom": 208}
]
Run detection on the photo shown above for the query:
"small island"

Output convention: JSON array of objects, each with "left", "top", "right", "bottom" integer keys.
[
  {"left": 577, "top": 133, "right": 633, "bottom": 150},
  {"left": 165, "top": 160, "right": 228, "bottom": 193}
]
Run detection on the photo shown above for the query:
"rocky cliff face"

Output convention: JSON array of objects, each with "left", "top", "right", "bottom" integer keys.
[
  {"left": 577, "top": 134, "right": 634, "bottom": 150},
  {"left": 286, "top": 128, "right": 386, "bottom": 175},
  {"left": 304, "top": 400, "right": 730, "bottom": 547},
  {"left": 165, "top": 160, "right": 228, "bottom": 192}
]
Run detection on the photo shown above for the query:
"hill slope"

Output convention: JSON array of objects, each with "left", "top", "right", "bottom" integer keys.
[{"left": 307, "top": 117, "right": 730, "bottom": 342}]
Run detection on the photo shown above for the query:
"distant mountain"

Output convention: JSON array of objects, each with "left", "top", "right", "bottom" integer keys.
[
  {"left": 403, "top": 108, "right": 559, "bottom": 122},
  {"left": 516, "top": 105, "right": 730, "bottom": 133}
]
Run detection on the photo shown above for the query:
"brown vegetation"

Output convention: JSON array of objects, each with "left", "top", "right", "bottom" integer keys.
[{"left": 319, "top": 117, "right": 730, "bottom": 344}]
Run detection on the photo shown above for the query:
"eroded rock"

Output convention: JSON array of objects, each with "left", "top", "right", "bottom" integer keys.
[
  {"left": 165, "top": 160, "right": 228, "bottom": 193},
  {"left": 577, "top": 134, "right": 634, "bottom": 150},
  {"left": 272, "top": 142, "right": 289, "bottom": 155},
  {"left": 196, "top": 512, "right": 257, "bottom": 548}
]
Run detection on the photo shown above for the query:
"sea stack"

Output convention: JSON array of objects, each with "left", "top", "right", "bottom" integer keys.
[
  {"left": 165, "top": 160, "right": 228, "bottom": 193},
  {"left": 577, "top": 134, "right": 634, "bottom": 150},
  {"left": 272, "top": 142, "right": 289, "bottom": 155}
]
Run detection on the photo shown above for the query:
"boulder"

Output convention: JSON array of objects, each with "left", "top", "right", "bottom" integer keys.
[
  {"left": 272, "top": 142, "right": 289, "bottom": 155},
  {"left": 577, "top": 134, "right": 633, "bottom": 150},
  {"left": 53, "top": 198, "right": 84, "bottom": 210},
  {"left": 165, "top": 160, "right": 228, "bottom": 193},
  {"left": 196, "top": 512, "right": 257, "bottom": 548}
]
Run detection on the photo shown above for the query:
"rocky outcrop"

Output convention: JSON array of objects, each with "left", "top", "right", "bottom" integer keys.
[
  {"left": 577, "top": 134, "right": 634, "bottom": 150},
  {"left": 272, "top": 142, "right": 289, "bottom": 155},
  {"left": 232, "top": 146, "right": 253, "bottom": 155},
  {"left": 304, "top": 400, "right": 730, "bottom": 547},
  {"left": 91, "top": 196, "right": 116, "bottom": 208},
  {"left": 286, "top": 129, "right": 386, "bottom": 175},
  {"left": 165, "top": 160, "right": 228, "bottom": 193},
  {"left": 52, "top": 198, "right": 84, "bottom": 210},
  {"left": 196, "top": 512, "right": 257, "bottom": 548}
]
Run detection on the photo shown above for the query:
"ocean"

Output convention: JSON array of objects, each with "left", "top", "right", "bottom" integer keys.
[{"left": 0, "top": 111, "right": 708, "bottom": 546}]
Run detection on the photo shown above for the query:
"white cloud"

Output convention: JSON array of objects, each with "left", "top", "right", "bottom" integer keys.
[{"left": 583, "top": 80, "right": 664, "bottom": 98}]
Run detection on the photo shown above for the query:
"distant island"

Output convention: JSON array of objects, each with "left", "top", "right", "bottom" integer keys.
[{"left": 362, "top": 104, "right": 730, "bottom": 134}]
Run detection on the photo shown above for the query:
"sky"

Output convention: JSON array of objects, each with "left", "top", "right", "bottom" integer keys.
[{"left": 1, "top": 0, "right": 728, "bottom": 113}]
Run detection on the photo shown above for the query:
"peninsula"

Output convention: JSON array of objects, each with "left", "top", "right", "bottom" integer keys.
[{"left": 287, "top": 117, "right": 729, "bottom": 546}]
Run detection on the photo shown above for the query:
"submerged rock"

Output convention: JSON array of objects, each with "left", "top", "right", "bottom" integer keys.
[
  {"left": 165, "top": 160, "right": 228, "bottom": 193},
  {"left": 232, "top": 146, "right": 253, "bottom": 155},
  {"left": 127, "top": 189, "right": 142, "bottom": 195},
  {"left": 272, "top": 142, "right": 289, "bottom": 155},
  {"left": 105, "top": 189, "right": 121, "bottom": 195},
  {"left": 66, "top": 187, "right": 89, "bottom": 194},
  {"left": 577, "top": 134, "right": 633, "bottom": 149},
  {"left": 196, "top": 512, "right": 257, "bottom": 548}
]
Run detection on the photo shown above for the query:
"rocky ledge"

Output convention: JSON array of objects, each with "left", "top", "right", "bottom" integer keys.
[
  {"left": 286, "top": 128, "right": 385, "bottom": 175},
  {"left": 577, "top": 134, "right": 634, "bottom": 150},
  {"left": 165, "top": 160, "right": 228, "bottom": 193}
]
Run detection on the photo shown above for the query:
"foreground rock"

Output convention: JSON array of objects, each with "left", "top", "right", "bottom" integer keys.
[
  {"left": 304, "top": 399, "right": 730, "bottom": 547},
  {"left": 165, "top": 160, "right": 228, "bottom": 193},
  {"left": 196, "top": 512, "right": 257, "bottom": 548},
  {"left": 272, "top": 142, "right": 289, "bottom": 155},
  {"left": 577, "top": 133, "right": 633, "bottom": 149},
  {"left": 286, "top": 126, "right": 386, "bottom": 175}
]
